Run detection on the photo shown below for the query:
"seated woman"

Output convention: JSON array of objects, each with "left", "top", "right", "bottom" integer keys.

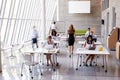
[
  {"left": 83, "top": 35, "right": 96, "bottom": 66},
  {"left": 51, "top": 30, "right": 57, "bottom": 40},
  {"left": 43, "top": 36, "right": 55, "bottom": 66},
  {"left": 51, "top": 30, "right": 59, "bottom": 49}
]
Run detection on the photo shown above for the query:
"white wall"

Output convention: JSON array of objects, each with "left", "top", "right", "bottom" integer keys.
[
  {"left": 0, "top": 35, "right": 2, "bottom": 72},
  {"left": 101, "top": 0, "right": 120, "bottom": 45},
  {"left": 56, "top": 0, "right": 101, "bottom": 35},
  {"left": 102, "top": 0, "right": 120, "bottom": 33}
]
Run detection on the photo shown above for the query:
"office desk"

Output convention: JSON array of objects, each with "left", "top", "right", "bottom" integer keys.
[
  {"left": 78, "top": 41, "right": 102, "bottom": 45},
  {"left": 24, "top": 48, "right": 59, "bottom": 68},
  {"left": 60, "top": 35, "right": 68, "bottom": 41},
  {"left": 75, "top": 45, "right": 110, "bottom": 72}
]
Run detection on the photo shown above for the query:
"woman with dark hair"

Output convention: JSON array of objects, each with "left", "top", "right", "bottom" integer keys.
[
  {"left": 51, "top": 30, "right": 57, "bottom": 36},
  {"left": 83, "top": 35, "right": 96, "bottom": 66},
  {"left": 43, "top": 36, "right": 54, "bottom": 66},
  {"left": 51, "top": 30, "right": 57, "bottom": 40},
  {"left": 67, "top": 24, "right": 76, "bottom": 57}
]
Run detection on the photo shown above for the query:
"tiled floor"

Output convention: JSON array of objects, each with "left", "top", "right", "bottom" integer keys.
[{"left": 0, "top": 41, "right": 120, "bottom": 80}]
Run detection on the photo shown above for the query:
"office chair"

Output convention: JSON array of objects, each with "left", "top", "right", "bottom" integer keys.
[{"left": 21, "top": 52, "right": 43, "bottom": 79}]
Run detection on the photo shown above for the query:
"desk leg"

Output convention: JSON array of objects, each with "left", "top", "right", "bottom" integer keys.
[
  {"left": 39, "top": 54, "right": 41, "bottom": 63},
  {"left": 55, "top": 54, "right": 59, "bottom": 66},
  {"left": 76, "top": 54, "right": 80, "bottom": 70},
  {"left": 42, "top": 53, "right": 44, "bottom": 65},
  {"left": 102, "top": 55, "right": 104, "bottom": 68},
  {"left": 52, "top": 54, "right": 56, "bottom": 71},
  {"left": 94, "top": 55, "right": 97, "bottom": 66},
  {"left": 104, "top": 55, "right": 107, "bottom": 72},
  {"left": 53, "top": 54, "right": 55, "bottom": 64},
  {"left": 52, "top": 54, "right": 58, "bottom": 66},
  {"left": 80, "top": 54, "right": 82, "bottom": 67}
]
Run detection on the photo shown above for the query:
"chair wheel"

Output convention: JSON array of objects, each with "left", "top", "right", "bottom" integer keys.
[
  {"left": 53, "top": 69, "right": 55, "bottom": 71},
  {"left": 21, "top": 74, "right": 23, "bottom": 76},
  {"left": 41, "top": 73, "right": 43, "bottom": 75},
  {"left": 93, "top": 61, "right": 96, "bottom": 63},
  {"left": 30, "top": 71, "right": 32, "bottom": 73},
  {"left": 105, "top": 70, "right": 107, "bottom": 72},
  {"left": 31, "top": 77, "right": 33, "bottom": 79},
  {"left": 76, "top": 68, "right": 78, "bottom": 70},
  {"left": 102, "top": 65, "right": 104, "bottom": 68},
  {"left": 56, "top": 63, "right": 59, "bottom": 66}
]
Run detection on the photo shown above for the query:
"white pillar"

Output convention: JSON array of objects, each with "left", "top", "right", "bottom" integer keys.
[
  {"left": 41, "top": 0, "right": 46, "bottom": 40},
  {"left": 56, "top": 0, "right": 60, "bottom": 21},
  {"left": 0, "top": 34, "right": 2, "bottom": 72}
]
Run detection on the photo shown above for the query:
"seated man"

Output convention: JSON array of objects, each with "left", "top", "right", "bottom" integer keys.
[
  {"left": 85, "top": 28, "right": 91, "bottom": 37},
  {"left": 90, "top": 31, "right": 97, "bottom": 42}
]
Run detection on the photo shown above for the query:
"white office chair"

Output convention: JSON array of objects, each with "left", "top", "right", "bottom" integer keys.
[{"left": 21, "top": 52, "right": 43, "bottom": 79}]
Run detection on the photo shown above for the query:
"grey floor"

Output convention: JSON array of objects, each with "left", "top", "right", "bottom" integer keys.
[{"left": 0, "top": 40, "right": 120, "bottom": 80}]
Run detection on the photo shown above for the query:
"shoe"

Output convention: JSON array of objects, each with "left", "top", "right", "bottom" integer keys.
[
  {"left": 47, "top": 64, "right": 49, "bottom": 66},
  {"left": 69, "top": 55, "right": 71, "bottom": 58},
  {"left": 52, "top": 64, "right": 55, "bottom": 67},
  {"left": 71, "top": 52, "right": 73, "bottom": 54},
  {"left": 83, "top": 63, "right": 88, "bottom": 66},
  {"left": 90, "top": 61, "right": 93, "bottom": 66},
  {"left": 56, "top": 63, "right": 59, "bottom": 66},
  {"left": 90, "top": 63, "right": 92, "bottom": 66}
]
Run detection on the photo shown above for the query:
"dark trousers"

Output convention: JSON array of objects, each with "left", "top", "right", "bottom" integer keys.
[{"left": 32, "top": 38, "right": 38, "bottom": 48}]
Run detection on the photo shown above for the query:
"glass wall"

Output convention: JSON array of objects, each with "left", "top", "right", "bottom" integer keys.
[{"left": 0, "top": 0, "right": 57, "bottom": 46}]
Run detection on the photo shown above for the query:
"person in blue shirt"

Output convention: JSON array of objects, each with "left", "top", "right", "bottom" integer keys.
[
  {"left": 90, "top": 31, "right": 97, "bottom": 42},
  {"left": 85, "top": 28, "right": 91, "bottom": 37},
  {"left": 32, "top": 26, "right": 38, "bottom": 49}
]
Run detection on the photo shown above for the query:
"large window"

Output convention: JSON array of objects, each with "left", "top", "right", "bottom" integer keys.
[
  {"left": 102, "top": 0, "right": 109, "bottom": 11},
  {"left": 0, "top": 0, "right": 57, "bottom": 46}
]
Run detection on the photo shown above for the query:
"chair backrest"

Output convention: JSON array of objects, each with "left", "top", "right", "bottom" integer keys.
[{"left": 22, "top": 54, "right": 32, "bottom": 62}]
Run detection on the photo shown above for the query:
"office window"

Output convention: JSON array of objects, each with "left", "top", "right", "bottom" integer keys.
[
  {"left": 102, "top": 0, "right": 109, "bottom": 11},
  {"left": 0, "top": 0, "right": 57, "bottom": 45}
]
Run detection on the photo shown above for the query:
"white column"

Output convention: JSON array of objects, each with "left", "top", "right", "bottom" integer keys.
[
  {"left": 41, "top": 0, "right": 46, "bottom": 40},
  {"left": 56, "top": 0, "right": 60, "bottom": 21},
  {"left": 0, "top": 34, "right": 2, "bottom": 72}
]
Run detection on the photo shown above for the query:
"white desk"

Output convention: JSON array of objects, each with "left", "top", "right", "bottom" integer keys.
[
  {"left": 39, "top": 40, "right": 60, "bottom": 45},
  {"left": 78, "top": 41, "right": 102, "bottom": 45},
  {"left": 60, "top": 35, "right": 68, "bottom": 41},
  {"left": 54, "top": 40, "right": 60, "bottom": 44},
  {"left": 75, "top": 45, "right": 110, "bottom": 72},
  {"left": 24, "top": 47, "right": 59, "bottom": 69},
  {"left": 24, "top": 48, "right": 58, "bottom": 54}
]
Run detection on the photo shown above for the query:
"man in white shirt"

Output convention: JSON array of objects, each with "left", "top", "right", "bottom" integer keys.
[
  {"left": 50, "top": 22, "right": 57, "bottom": 34},
  {"left": 32, "top": 26, "right": 38, "bottom": 48},
  {"left": 85, "top": 28, "right": 91, "bottom": 37}
]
